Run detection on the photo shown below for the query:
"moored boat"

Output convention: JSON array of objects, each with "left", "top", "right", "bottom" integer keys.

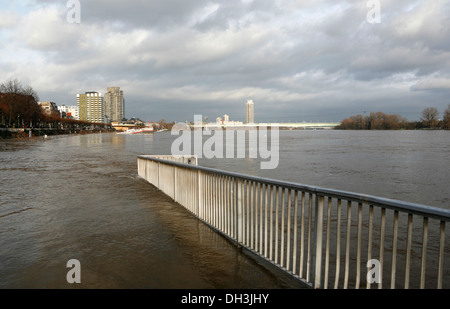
[{"left": 119, "top": 126, "right": 154, "bottom": 134}]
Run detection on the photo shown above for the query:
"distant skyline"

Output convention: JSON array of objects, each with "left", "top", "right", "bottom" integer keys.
[{"left": 1, "top": 1, "right": 449, "bottom": 123}]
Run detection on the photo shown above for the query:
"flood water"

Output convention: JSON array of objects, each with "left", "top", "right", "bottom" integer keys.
[
  {"left": 199, "top": 130, "right": 450, "bottom": 209},
  {"left": 0, "top": 132, "right": 304, "bottom": 289},
  {"left": 0, "top": 130, "right": 449, "bottom": 289}
]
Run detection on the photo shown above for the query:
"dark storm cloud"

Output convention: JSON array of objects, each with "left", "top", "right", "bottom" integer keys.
[
  {"left": 1, "top": 0, "right": 449, "bottom": 122},
  {"left": 81, "top": 0, "right": 210, "bottom": 30}
]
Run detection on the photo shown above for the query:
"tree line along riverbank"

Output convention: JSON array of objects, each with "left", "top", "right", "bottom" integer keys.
[{"left": 336, "top": 106, "right": 450, "bottom": 130}]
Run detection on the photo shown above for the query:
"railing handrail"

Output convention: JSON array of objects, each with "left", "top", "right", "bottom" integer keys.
[{"left": 138, "top": 155, "right": 450, "bottom": 221}]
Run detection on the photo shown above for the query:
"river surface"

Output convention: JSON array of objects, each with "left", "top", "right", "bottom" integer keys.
[
  {"left": 0, "top": 130, "right": 449, "bottom": 289},
  {"left": 197, "top": 129, "right": 450, "bottom": 209}
]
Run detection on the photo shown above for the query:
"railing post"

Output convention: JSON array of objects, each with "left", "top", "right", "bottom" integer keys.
[
  {"left": 174, "top": 165, "right": 177, "bottom": 202},
  {"left": 157, "top": 161, "right": 160, "bottom": 189},
  {"left": 314, "top": 194, "right": 324, "bottom": 289},
  {"left": 137, "top": 158, "right": 141, "bottom": 177},
  {"left": 237, "top": 178, "right": 243, "bottom": 245},
  {"left": 197, "top": 170, "right": 202, "bottom": 218},
  {"left": 438, "top": 221, "right": 445, "bottom": 289}
]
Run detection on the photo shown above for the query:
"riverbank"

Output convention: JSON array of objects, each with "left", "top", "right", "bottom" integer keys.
[{"left": 0, "top": 127, "right": 116, "bottom": 139}]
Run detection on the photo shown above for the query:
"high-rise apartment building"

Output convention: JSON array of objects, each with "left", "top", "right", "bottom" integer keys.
[
  {"left": 77, "top": 92, "right": 105, "bottom": 123},
  {"left": 104, "top": 87, "right": 125, "bottom": 122},
  {"left": 245, "top": 99, "right": 254, "bottom": 124}
]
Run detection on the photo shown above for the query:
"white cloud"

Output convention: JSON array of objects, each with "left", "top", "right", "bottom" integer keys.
[
  {"left": 1, "top": 0, "right": 449, "bottom": 122},
  {"left": 22, "top": 10, "right": 72, "bottom": 50},
  {"left": 411, "top": 77, "right": 450, "bottom": 91}
]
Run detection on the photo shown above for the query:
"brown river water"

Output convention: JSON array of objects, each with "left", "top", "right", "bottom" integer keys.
[
  {"left": 1, "top": 130, "right": 449, "bottom": 289},
  {"left": 0, "top": 132, "right": 303, "bottom": 289}
]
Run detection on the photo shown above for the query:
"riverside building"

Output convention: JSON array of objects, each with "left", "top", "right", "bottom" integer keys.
[
  {"left": 245, "top": 100, "right": 254, "bottom": 124},
  {"left": 58, "top": 105, "right": 79, "bottom": 120},
  {"left": 104, "top": 87, "right": 125, "bottom": 123},
  {"left": 38, "top": 101, "right": 59, "bottom": 116},
  {"left": 77, "top": 92, "right": 105, "bottom": 123}
]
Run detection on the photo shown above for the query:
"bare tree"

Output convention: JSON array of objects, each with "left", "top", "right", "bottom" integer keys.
[
  {"left": 421, "top": 107, "right": 439, "bottom": 128},
  {"left": 0, "top": 79, "right": 42, "bottom": 127},
  {"left": 0, "top": 79, "right": 39, "bottom": 101},
  {"left": 0, "top": 78, "right": 23, "bottom": 94},
  {"left": 443, "top": 104, "right": 450, "bottom": 130},
  {"left": 22, "top": 85, "right": 40, "bottom": 103}
]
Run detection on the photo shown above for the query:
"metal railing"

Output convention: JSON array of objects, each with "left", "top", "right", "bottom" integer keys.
[{"left": 137, "top": 155, "right": 450, "bottom": 289}]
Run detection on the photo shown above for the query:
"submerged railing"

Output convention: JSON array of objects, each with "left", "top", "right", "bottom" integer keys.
[{"left": 137, "top": 155, "right": 450, "bottom": 289}]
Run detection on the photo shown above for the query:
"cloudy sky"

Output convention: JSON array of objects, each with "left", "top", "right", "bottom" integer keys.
[{"left": 1, "top": 0, "right": 449, "bottom": 123}]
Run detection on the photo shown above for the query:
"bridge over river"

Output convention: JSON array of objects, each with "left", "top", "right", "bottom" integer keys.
[{"left": 192, "top": 122, "right": 340, "bottom": 130}]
